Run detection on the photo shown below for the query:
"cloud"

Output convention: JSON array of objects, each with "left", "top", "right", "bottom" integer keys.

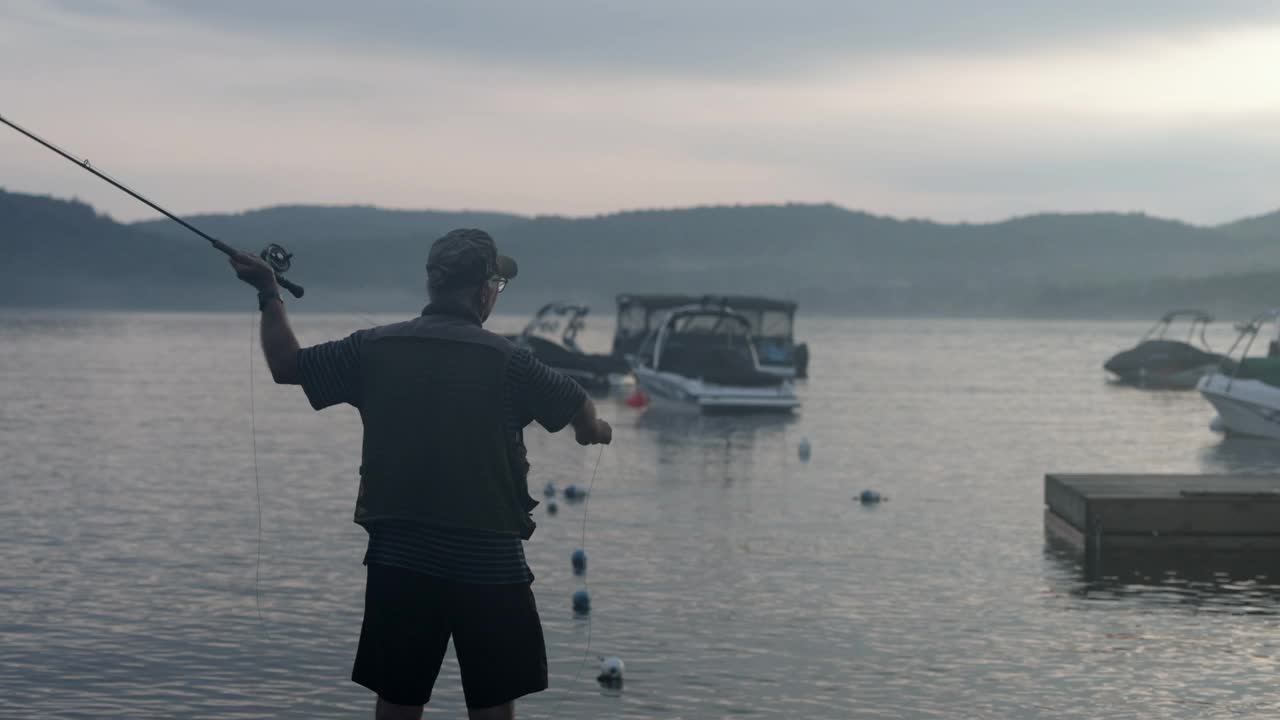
[
  {"left": 4, "top": 0, "right": 1280, "bottom": 225},
  {"left": 133, "top": 0, "right": 1280, "bottom": 77}
]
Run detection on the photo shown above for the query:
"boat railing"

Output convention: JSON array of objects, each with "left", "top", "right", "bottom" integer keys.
[
  {"left": 1221, "top": 310, "right": 1280, "bottom": 392},
  {"left": 1140, "top": 309, "right": 1215, "bottom": 350}
]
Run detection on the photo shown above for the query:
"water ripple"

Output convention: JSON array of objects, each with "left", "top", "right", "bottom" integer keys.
[{"left": 3, "top": 312, "right": 1279, "bottom": 718}]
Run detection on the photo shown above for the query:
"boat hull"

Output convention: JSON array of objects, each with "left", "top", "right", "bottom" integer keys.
[
  {"left": 756, "top": 363, "right": 797, "bottom": 379},
  {"left": 1199, "top": 373, "right": 1280, "bottom": 440},
  {"left": 1108, "top": 363, "right": 1221, "bottom": 390},
  {"left": 1104, "top": 340, "right": 1225, "bottom": 390},
  {"left": 506, "top": 335, "right": 630, "bottom": 393},
  {"left": 634, "top": 366, "right": 800, "bottom": 413}
]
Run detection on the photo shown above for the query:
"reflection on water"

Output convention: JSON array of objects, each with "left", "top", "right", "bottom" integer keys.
[
  {"left": 1045, "top": 540, "right": 1280, "bottom": 608},
  {"left": 6, "top": 311, "right": 1280, "bottom": 719},
  {"left": 1201, "top": 435, "right": 1280, "bottom": 473},
  {"left": 635, "top": 408, "right": 798, "bottom": 486}
]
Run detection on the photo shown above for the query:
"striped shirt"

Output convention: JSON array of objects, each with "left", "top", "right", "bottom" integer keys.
[{"left": 296, "top": 308, "right": 587, "bottom": 584}]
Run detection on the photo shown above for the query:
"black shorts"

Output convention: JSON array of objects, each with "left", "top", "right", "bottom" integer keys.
[{"left": 352, "top": 562, "right": 548, "bottom": 709}]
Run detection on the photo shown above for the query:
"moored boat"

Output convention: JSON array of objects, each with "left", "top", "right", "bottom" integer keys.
[
  {"left": 629, "top": 303, "right": 800, "bottom": 413},
  {"left": 1198, "top": 310, "right": 1280, "bottom": 438},
  {"left": 507, "top": 303, "right": 629, "bottom": 392},
  {"left": 1104, "top": 309, "right": 1224, "bottom": 389},
  {"left": 614, "top": 294, "right": 809, "bottom": 379}
]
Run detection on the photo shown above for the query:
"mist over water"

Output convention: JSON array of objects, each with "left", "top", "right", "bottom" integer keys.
[{"left": 4, "top": 311, "right": 1280, "bottom": 718}]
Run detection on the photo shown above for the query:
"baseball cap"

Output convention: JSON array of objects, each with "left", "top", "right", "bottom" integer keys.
[{"left": 426, "top": 228, "right": 518, "bottom": 289}]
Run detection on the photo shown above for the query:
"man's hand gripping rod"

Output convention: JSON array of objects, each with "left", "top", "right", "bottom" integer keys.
[{"left": 0, "top": 112, "right": 304, "bottom": 298}]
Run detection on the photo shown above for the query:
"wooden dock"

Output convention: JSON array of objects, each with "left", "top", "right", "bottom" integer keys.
[{"left": 1045, "top": 474, "right": 1280, "bottom": 578}]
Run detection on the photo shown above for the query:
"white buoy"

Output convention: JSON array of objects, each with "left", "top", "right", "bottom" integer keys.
[
  {"left": 798, "top": 438, "right": 812, "bottom": 462},
  {"left": 597, "top": 656, "right": 625, "bottom": 688}
]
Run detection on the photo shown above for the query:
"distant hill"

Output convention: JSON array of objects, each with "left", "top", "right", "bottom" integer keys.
[
  {"left": 132, "top": 204, "right": 529, "bottom": 310},
  {"left": 0, "top": 190, "right": 224, "bottom": 308},
  {"left": 1027, "top": 271, "right": 1280, "bottom": 320},
  {"left": 2, "top": 187, "right": 1279, "bottom": 316},
  {"left": 1217, "top": 209, "right": 1280, "bottom": 242}
]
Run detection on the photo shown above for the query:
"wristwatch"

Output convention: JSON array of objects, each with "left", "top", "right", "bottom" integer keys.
[{"left": 258, "top": 287, "right": 282, "bottom": 311}]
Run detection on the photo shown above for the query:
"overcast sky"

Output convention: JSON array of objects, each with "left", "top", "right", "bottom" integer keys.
[{"left": 3, "top": 0, "right": 1280, "bottom": 224}]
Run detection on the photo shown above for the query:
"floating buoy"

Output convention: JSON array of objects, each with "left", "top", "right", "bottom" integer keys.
[
  {"left": 546, "top": 499, "right": 559, "bottom": 516},
  {"left": 564, "top": 484, "right": 588, "bottom": 501},
  {"left": 597, "top": 656, "right": 625, "bottom": 689},
  {"left": 798, "top": 438, "right": 812, "bottom": 462},
  {"left": 573, "top": 589, "right": 591, "bottom": 614},
  {"left": 543, "top": 481, "right": 557, "bottom": 497},
  {"left": 625, "top": 389, "right": 648, "bottom": 408},
  {"left": 858, "top": 490, "right": 883, "bottom": 504},
  {"left": 571, "top": 548, "right": 587, "bottom": 575}
]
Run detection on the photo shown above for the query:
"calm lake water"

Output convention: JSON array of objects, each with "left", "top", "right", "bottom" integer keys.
[{"left": 4, "top": 310, "right": 1280, "bottom": 719}]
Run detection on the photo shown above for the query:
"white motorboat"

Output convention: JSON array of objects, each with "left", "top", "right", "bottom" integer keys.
[
  {"left": 614, "top": 294, "right": 809, "bottom": 378},
  {"left": 630, "top": 303, "right": 801, "bottom": 413},
  {"left": 1198, "top": 309, "right": 1280, "bottom": 439}
]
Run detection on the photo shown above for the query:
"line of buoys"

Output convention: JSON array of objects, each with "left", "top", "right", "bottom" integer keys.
[
  {"left": 572, "top": 588, "right": 591, "bottom": 614},
  {"left": 597, "top": 656, "right": 625, "bottom": 689},
  {"left": 796, "top": 437, "right": 887, "bottom": 506}
]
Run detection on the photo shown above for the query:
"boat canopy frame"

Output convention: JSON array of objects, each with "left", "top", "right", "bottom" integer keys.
[
  {"left": 639, "top": 305, "right": 761, "bottom": 373},
  {"left": 519, "top": 302, "right": 591, "bottom": 353},
  {"left": 616, "top": 294, "right": 797, "bottom": 340},
  {"left": 1217, "top": 308, "right": 1280, "bottom": 392},
  {"left": 615, "top": 294, "right": 802, "bottom": 370},
  {"left": 1140, "top": 309, "right": 1216, "bottom": 350}
]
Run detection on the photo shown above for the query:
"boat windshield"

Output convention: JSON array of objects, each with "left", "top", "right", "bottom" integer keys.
[
  {"left": 715, "top": 308, "right": 792, "bottom": 340},
  {"left": 616, "top": 303, "right": 652, "bottom": 337},
  {"left": 670, "top": 313, "right": 748, "bottom": 335},
  {"left": 759, "top": 310, "right": 793, "bottom": 339},
  {"left": 663, "top": 313, "right": 755, "bottom": 357},
  {"left": 655, "top": 312, "right": 759, "bottom": 376}
]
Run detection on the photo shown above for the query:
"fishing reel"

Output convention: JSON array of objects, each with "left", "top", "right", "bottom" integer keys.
[
  {"left": 260, "top": 243, "right": 293, "bottom": 274},
  {"left": 259, "top": 243, "right": 305, "bottom": 298}
]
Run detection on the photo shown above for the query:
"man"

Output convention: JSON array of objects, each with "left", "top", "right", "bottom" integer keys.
[{"left": 230, "top": 228, "right": 613, "bottom": 720}]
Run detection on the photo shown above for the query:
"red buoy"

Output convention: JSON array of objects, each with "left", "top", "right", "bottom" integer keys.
[{"left": 625, "top": 389, "right": 648, "bottom": 408}]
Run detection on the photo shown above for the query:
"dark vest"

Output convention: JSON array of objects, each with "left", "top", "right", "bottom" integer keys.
[{"left": 354, "top": 305, "right": 535, "bottom": 539}]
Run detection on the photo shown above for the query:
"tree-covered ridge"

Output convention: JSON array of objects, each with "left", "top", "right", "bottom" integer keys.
[{"left": 3, "top": 187, "right": 1279, "bottom": 317}]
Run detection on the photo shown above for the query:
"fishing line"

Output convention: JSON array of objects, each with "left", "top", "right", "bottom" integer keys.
[
  {"left": 1, "top": 113, "right": 302, "bottom": 644},
  {"left": 544, "top": 443, "right": 606, "bottom": 719},
  {"left": 248, "top": 312, "right": 271, "bottom": 639},
  {"left": 4, "top": 111, "right": 613, "bottom": 712}
]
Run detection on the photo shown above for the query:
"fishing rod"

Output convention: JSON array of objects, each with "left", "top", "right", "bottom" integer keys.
[{"left": 0, "top": 113, "right": 304, "bottom": 298}]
